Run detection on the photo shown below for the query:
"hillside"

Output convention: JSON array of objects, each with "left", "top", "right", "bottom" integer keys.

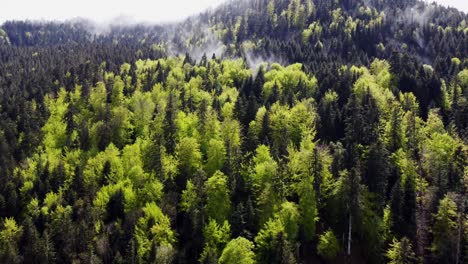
[{"left": 0, "top": 0, "right": 467, "bottom": 263}]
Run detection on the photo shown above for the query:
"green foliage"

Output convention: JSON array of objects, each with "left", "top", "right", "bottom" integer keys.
[
  {"left": 205, "top": 139, "right": 226, "bottom": 176},
  {"left": 254, "top": 218, "right": 284, "bottom": 263},
  {"left": 382, "top": 205, "right": 393, "bottom": 242},
  {"left": 83, "top": 144, "right": 124, "bottom": 187},
  {"left": 129, "top": 91, "right": 155, "bottom": 138},
  {"left": 288, "top": 135, "right": 324, "bottom": 241},
  {"left": 0, "top": 218, "right": 23, "bottom": 263},
  {"left": 42, "top": 88, "right": 69, "bottom": 168},
  {"left": 176, "top": 137, "right": 202, "bottom": 176},
  {"left": 289, "top": 100, "right": 316, "bottom": 146},
  {"left": 90, "top": 82, "right": 107, "bottom": 115},
  {"left": 200, "top": 219, "right": 231, "bottom": 263},
  {"left": 422, "top": 130, "right": 458, "bottom": 192},
  {"left": 254, "top": 201, "right": 301, "bottom": 263},
  {"left": 219, "top": 237, "right": 256, "bottom": 264},
  {"left": 134, "top": 202, "right": 175, "bottom": 262},
  {"left": 252, "top": 145, "right": 277, "bottom": 185},
  {"left": 251, "top": 145, "right": 282, "bottom": 225},
  {"left": 176, "top": 111, "right": 200, "bottom": 139},
  {"left": 221, "top": 118, "right": 242, "bottom": 152},
  {"left": 111, "top": 76, "right": 125, "bottom": 106},
  {"left": 205, "top": 171, "right": 231, "bottom": 224},
  {"left": 2, "top": 25, "right": 467, "bottom": 263},
  {"left": 359, "top": 191, "right": 385, "bottom": 262},
  {"left": 458, "top": 69, "right": 468, "bottom": 91},
  {"left": 180, "top": 180, "right": 198, "bottom": 213},
  {"left": 430, "top": 195, "right": 459, "bottom": 263},
  {"left": 297, "top": 177, "right": 318, "bottom": 241},
  {"left": 386, "top": 237, "right": 417, "bottom": 264},
  {"left": 302, "top": 22, "right": 322, "bottom": 43},
  {"left": 219, "top": 59, "right": 250, "bottom": 87},
  {"left": 286, "top": 0, "right": 314, "bottom": 28},
  {"left": 199, "top": 108, "right": 222, "bottom": 155},
  {"left": 263, "top": 63, "right": 317, "bottom": 100},
  {"left": 317, "top": 229, "right": 340, "bottom": 261},
  {"left": 352, "top": 59, "right": 395, "bottom": 111},
  {"left": 275, "top": 202, "right": 300, "bottom": 242}
]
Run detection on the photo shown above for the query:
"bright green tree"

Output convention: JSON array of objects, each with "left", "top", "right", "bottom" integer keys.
[
  {"left": 386, "top": 237, "right": 417, "bottom": 264},
  {"left": 297, "top": 177, "right": 318, "bottom": 241},
  {"left": 205, "top": 171, "right": 231, "bottom": 224},
  {"left": 317, "top": 229, "right": 340, "bottom": 262},
  {"left": 0, "top": 218, "right": 23, "bottom": 263},
  {"left": 219, "top": 237, "right": 256, "bottom": 264},
  {"left": 205, "top": 139, "right": 226, "bottom": 176},
  {"left": 252, "top": 145, "right": 280, "bottom": 225},
  {"left": 134, "top": 202, "right": 175, "bottom": 263},
  {"left": 431, "top": 195, "right": 459, "bottom": 264},
  {"left": 275, "top": 202, "right": 300, "bottom": 242},
  {"left": 176, "top": 137, "right": 202, "bottom": 177},
  {"left": 254, "top": 218, "right": 284, "bottom": 263},
  {"left": 200, "top": 219, "right": 231, "bottom": 263}
]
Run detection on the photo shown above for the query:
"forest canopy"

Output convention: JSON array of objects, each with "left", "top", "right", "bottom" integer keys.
[{"left": 0, "top": 0, "right": 467, "bottom": 263}]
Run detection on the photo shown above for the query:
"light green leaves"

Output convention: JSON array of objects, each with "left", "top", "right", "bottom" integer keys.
[
  {"left": 0, "top": 218, "right": 23, "bottom": 262},
  {"left": 430, "top": 195, "right": 459, "bottom": 263},
  {"left": 83, "top": 144, "right": 123, "bottom": 186},
  {"left": 176, "top": 137, "right": 202, "bottom": 176},
  {"left": 317, "top": 229, "right": 340, "bottom": 261},
  {"left": 134, "top": 202, "right": 175, "bottom": 262},
  {"left": 386, "top": 237, "right": 417, "bottom": 264},
  {"left": 219, "top": 237, "right": 255, "bottom": 264},
  {"left": 263, "top": 63, "right": 317, "bottom": 100},
  {"left": 200, "top": 219, "right": 231, "bottom": 263},
  {"left": 206, "top": 139, "right": 226, "bottom": 176},
  {"left": 205, "top": 171, "right": 231, "bottom": 224}
]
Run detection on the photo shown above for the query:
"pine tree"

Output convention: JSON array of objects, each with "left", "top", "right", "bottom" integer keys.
[
  {"left": 364, "top": 139, "right": 389, "bottom": 210},
  {"left": 431, "top": 195, "right": 459, "bottom": 264},
  {"left": 386, "top": 237, "right": 417, "bottom": 264},
  {"left": 164, "top": 90, "right": 178, "bottom": 154}
]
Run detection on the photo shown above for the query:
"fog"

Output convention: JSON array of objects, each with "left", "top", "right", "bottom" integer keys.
[
  {"left": 0, "top": 0, "right": 465, "bottom": 25},
  {"left": 427, "top": 0, "right": 467, "bottom": 12},
  {"left": 0, "top": 0, "right": 226, "bottom": 24}
]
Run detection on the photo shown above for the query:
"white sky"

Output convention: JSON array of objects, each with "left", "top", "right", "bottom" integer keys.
[
  {"left": 0, "top": 0, "right": 466, "bottom": 24},
  {"left": 426, "top": 0, "right": 468, "bottom": 12},
  {"left": 0, "top": 0, "right": 227, "bottom": 24}
]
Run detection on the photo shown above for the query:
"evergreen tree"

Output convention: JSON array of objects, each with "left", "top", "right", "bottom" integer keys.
[{"left": 431, "top": 195, "right": 459, "bottom": 264}]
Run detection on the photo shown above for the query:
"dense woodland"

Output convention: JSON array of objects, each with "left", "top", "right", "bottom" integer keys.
[{"left": 0, "top": 0, "right": 467, "bottom": 263}]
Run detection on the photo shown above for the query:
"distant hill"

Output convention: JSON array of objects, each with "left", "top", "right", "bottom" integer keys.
[{"left": 1, "top": 0, "right": 466, "bottom": 116}]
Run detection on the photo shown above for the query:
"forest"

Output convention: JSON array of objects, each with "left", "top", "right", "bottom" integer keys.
[{"left": 0, "top": 0, "right": 467, "bottom": 263}]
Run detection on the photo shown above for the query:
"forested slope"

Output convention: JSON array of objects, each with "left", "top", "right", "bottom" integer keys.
[{"left": 0, "top": 0, "right": 467, "bottom": 263}]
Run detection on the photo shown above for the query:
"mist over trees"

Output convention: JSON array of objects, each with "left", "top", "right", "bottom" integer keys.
[{"left": 0, "top": 0, "right": 467, "bottom": 263}]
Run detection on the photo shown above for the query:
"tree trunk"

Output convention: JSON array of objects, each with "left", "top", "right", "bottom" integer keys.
[
  {"left": 455, "top": 196, "right": 465, "bottom": 264},
  {"left": 347, "top": 213, "right": 352, "bottom": 256}
]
